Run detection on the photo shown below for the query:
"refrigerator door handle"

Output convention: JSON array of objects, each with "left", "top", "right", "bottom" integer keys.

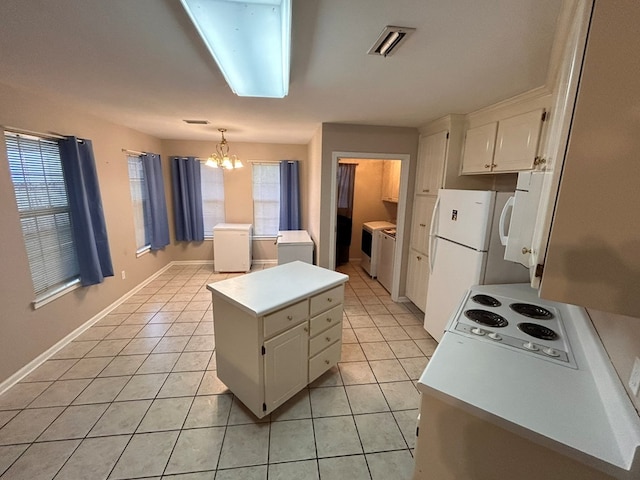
[
  {"left": 428, "top": 196, "right": 441, "bottom": 274},
  {"left": 498, "top": 195, "right": 515, "bottom": 246}
]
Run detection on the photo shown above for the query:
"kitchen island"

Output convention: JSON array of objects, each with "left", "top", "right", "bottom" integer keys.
[{"left": 207, "top": 261, "right": 348, "bottom": 418}]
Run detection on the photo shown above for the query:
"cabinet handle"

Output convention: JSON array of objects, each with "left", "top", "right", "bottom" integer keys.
[
  {"left": 422, "top": 189, "right": 430, "bottom": 192},
  {"left": 533, "top": 156, "right": 546, "bottom": 167},
  {"left": 304, "top": 327, "right": 309, "bottom": 332},
  {"left": 287, "top": 315, "right": 293, "bottom": 321},
  {"left": 326, "top": 317, "right": 332, "bottom": 322},
  {"left": 417, "top": 256, "right": 422, "bottom": 261},
  {"left": 522, "top": 247, "right": 532, "bottom": 255},
  {"left": 324, "top": 359, "right": 330, "bottom": 365},
  {"left": 484, "top": 164, "right": 491, "bottom": 169},
  {"left": 326, "top": 336, "right": 331, "bottom": 342},
  {"left": 327, "top": 297, "right": 333, "bottom": 303},
  {"left": 419, "top": 223, "right": 426, "bottom": 227}
]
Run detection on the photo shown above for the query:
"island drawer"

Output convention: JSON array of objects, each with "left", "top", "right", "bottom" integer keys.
[
  {"left": 309, "top": 321, "right": 342, "bottom": 357},
  {"left": 310, "top": 285, "right": 344, "bottom": 317},
  {"left": 263, "top": 299, "right": 308, "bottom": 339},
  {"left": 308, "top": 338, "right": 342, "bottom": 383},
  {"left": 309, "top": 304, "right": 343, "bottom": 336}
]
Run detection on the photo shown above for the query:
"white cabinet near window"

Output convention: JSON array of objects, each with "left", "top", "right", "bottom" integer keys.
[
  {"left": 207, "top": 261, "right": 348, "bottom": 418},
  {"left": 461, "top": 109, "right": 545, "bottom": 174}
]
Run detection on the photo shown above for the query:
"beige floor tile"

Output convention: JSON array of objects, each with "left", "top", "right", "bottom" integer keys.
[
  {"left": 109, "top": 431, "right": 179, "bottom": 479},
  {"left": 338, "top": 362, "right": 376, "bottom": 385},
  {"left": 87, "top": 401, "right": 149, "bottom": 439},
  {"left": 313, "top": 416, "right": 363, "bottom": 458},
  {"left": 165, "top": 426, "right": 225, "bottom": 475}
]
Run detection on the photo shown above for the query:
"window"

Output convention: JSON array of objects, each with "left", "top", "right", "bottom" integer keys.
[
  {"left": 252, "top": 163, "right": 280, "bottom": 236},
  {"left": 200, "top": 164, "right": 225, "bottom": 236},
  {"left": 5, "top": 131, "right": 80, "bottom": 297},
  {"left": 126, "top": 154, "right": 151, "bottom": 252}
]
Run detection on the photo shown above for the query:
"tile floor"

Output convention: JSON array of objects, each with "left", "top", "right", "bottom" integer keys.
[{"left": 0, "top": 262, "right": 436, "bottom": 480}]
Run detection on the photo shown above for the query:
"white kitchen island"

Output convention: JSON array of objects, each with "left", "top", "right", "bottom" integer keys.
[{"left": 207, "top": 261, "right": 348, "bottom": 418}]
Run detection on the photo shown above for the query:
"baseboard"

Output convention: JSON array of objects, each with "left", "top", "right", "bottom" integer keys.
[
  {"left": 252, "top": 259, "right": 278, "bottom": 266},
  {"left": 0, "top": 262, "right": 176, "bottom": 396}
]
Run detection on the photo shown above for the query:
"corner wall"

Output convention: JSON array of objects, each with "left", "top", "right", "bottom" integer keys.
[{"left": 0, "top": 82, "right": 169, "bottom": 383}]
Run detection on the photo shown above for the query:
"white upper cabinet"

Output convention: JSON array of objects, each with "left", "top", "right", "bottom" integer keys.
[
  {"left": 381, "top": 160, "right": 401, "bottom": 202},
  {"left": 460, "top": 122, "right": 497, "bottom": 174},
  {"left": 462, "top": 109, "right": 545, "bottom": 174},
  {"left": 493, "top": 109, "right": 545, "bottom": 172},
  {"left": 416, "top": 131, "right": 448, "bottom": 195}
]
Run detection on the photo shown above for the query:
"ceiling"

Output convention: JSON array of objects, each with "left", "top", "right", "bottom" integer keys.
[{"left": 0, "top": 0, "right": 563, "bottom": 144}]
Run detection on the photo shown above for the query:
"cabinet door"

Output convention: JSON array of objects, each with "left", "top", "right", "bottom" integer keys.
[
  {"left": 264, "top": 322, "right": 309, "bottom": 413},
  {"left": 406, "top": 248, "right": 430, "bottom": 312},
  {"left": 461, "top": 122, "right": 498, "bottom": 174},
  {"left": 493, "top": 109, "right": 544, "bottom": 172},
  {"left": 410, "top": 196, "right": 437, "bottom": 254},
  {"left": 416, "top": 131, "right": 448, "bottom": 194},
  {"left": 382, "top": 160, "right": 401, "bottom": 202}
]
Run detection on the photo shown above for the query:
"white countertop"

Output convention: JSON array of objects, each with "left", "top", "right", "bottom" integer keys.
[
  {"left": 206, "top": 261, "right": 348, "bottom": 317},
  {"left": 418, "top": 283, "right": 640, "bottom": 479}
]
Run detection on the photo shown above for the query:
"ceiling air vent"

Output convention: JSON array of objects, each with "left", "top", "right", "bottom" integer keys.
[
  {"left": 367, "top": 26, "right": 415, "bottom": 57},
  {"left": 183, "top": 119, "right": 210, "bottom": 125}
]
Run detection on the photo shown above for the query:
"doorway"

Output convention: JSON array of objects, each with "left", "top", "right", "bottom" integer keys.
[{"left": 329, "top": 152, "right": 411, "bottom": 301}]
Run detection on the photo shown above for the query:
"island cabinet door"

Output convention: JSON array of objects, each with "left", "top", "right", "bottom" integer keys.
[{"left": 263, "top": 321, "right": 309, "bottom": 413}]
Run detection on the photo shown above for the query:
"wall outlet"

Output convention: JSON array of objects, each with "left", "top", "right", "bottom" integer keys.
[
  {"left": 121, "top": 270, "right": 126, "bottom": 280},
  {"left": 629, "top": 357, "right": 640, "bottom": 397}
]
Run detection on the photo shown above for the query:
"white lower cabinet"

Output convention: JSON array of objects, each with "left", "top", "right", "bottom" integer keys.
[
  {"left": 406, "top": 248, "right": 430, "bottom": 312},
  {"left": 207, "top": 262, "right": 348, "bottom": 418},
  {"left": 264, "top": 322, "right": 309, "bottom": 412}
]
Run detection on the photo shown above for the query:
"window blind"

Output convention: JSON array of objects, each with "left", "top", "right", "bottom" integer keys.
[
  {"left": 252, "top": 163, "right": 280, "bottom": 236},
  {"left": 200, "top": 164, "right": 225, "bottom": 235},
  {"left": 127, "top": 155, "right": 151, "bottom": 251},
  {"left": 5, "top": 132, "right": 80, "bottom": 296}
]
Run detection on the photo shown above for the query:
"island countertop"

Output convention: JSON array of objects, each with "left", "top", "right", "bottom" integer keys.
[{"left": 206, "top": 261, "right": 349, "bottom": 317}]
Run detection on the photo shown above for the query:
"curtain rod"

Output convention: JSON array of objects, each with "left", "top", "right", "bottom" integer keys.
[
  {"left": 3, "top": 125, "right": 67, "bottom": 141},
  {"left": 122, "top": 148, "right": 146, "bottom": 156}
]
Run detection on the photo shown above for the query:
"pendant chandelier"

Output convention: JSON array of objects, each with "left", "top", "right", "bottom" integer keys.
[{"left": 206, "top": 128, "right": 243, "bottom": 169}]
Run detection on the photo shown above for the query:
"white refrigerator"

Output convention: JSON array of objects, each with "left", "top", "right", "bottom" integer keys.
[{"left": 424, "top": 189, "right": 529, "bottom": 341}]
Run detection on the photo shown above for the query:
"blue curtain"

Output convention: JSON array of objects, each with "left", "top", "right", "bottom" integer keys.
[
  {"left": 141, "top": 153, "right": 170, "bottom": 250},
  {"left": 58, "top": 137, "right": 114, "bottom": 286},
  {"left": 172, "top": 157, "right": 204, "bottom": 242},
  {"left": 279, "top": 160, "right": 301, "bottom": 230}
]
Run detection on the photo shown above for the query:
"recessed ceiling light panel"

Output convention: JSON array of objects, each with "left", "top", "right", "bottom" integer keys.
[
  {"left": 180, "top": 0, "right": 292, "bottom": 98},
  {"left": 368, "top": 26, "right": 416, "bottom": 57}
]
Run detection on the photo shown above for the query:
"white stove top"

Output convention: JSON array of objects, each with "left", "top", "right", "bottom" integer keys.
[{"left": 450, "top": 285, "right": 576, "bottom": 367}]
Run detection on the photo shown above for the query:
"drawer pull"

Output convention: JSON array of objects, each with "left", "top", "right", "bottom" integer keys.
[
  {"left": 419, "top": 223, "right": 426, "bottom": 227},
  {"left": 326, "top": 336, "right": 331, "bottom": 342},
  {"left": 327, "top": 297, "right": 333, "bottom": 303},
  {"left": 287, "top": 315, "right": 293, "bottom": 321},
  {"left": 417, "top": 256, "right": 422, "bottom": 261},
  {"left": 304, "top": 327, "right": 309, "bottom": 333},
  {"left": 484, "top": 164, "right": 491, "bottom": 169},
  {"left": 326, "top": 317, "right": 332, "bottom": 322},
  {"left": 324, "top": 359, "right": 330, "bottom": 365}
]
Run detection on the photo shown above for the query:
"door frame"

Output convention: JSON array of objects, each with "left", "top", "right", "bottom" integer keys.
[{"left": 329, "top": 151, "right": 410, "bottom": 301}]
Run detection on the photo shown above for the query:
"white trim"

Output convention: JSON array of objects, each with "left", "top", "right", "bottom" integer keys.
[
  {"left": 329, "top": 151, "right": 410, "bottom": 302},
  {"left": 136, "top": 245, "right": 151, "bottom": 257},
  {"left": 172, "top": 260, "right": 214, "bottom": 267},
  {"left": 0, "top": 262, "right": 175, "bottom": 396},
  {"left": 32, "top": 278, "right": 81, "bottom": 310},
  {"left": 252, "top": 259, "right": 278, "bottom": 266}
]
